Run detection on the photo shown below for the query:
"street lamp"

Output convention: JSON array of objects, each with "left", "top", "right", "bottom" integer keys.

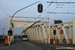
[
  {"left": 3, "top": 18, "right": 7, "bottom": 39},
  {"left": 10, "top": 1, "right": 43, "bottom": 30},
  {"left": 8, "top": 1, "right": 43, "bottom": 46},
  {"left": 3, "top": 28, "right": 4, "bottom": 39}
]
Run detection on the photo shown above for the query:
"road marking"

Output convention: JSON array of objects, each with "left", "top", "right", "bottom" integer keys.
[
  {"left": 22, "top": 41, "right": 42, "bottom": 50},
  {"left": 25, "top": 42, "right": 35, "bottom": 47},
  {"left": 20, "top": 41, "right": 36, "bottom": 47}
]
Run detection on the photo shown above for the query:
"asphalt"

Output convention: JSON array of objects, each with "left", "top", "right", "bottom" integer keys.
[
  {"left": 0, "top": 40, "right": 75, "bottom": 50},
  {"left": 27, "top": 41, "right": 75, "bottom": 50}
]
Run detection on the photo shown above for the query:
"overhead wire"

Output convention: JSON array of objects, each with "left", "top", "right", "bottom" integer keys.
[
  {"left": 68, "top": 0, "right": 69, "bottom": 13},
  {"left": 45, "top": 0, "right": 75, "bottom": 17},
  {"left": 44, "top": 0, "right": 58, "bottom": 17},
  {"left": 45, "top": 5, "right": 57, "bottom": 17},
  {"left": 38, "top": 0, "right": 53, "bottom": 17}
]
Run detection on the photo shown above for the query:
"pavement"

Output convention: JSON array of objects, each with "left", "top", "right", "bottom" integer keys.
[{"left": 0, "top": 40, "right": 75, "bottom": 50}]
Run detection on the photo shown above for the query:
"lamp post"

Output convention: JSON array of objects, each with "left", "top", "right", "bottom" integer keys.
[
  {"left": 3, "top": 28, "right": 4, "bottom": 39},
  {"left": 3, "top": 18, "right": 7, "bottom": 39},
  {"left": 10, "top": 1, "right": 43, "bottom": 30},
  {"left": 8, "top": 1, "right": 43, "bottom": 46}
]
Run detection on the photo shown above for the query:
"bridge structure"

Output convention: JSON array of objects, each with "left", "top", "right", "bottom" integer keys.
[{"left": 7, "top": 15, "right": 75, "bottom": 45}]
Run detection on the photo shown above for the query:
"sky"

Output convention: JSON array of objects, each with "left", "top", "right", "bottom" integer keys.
[{"left": 0, "top": 0, "right": 75, "bottom": 35}]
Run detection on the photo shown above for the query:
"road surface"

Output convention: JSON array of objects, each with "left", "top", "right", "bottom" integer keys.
[{"left": 0, "top": 40, "right": 74, "bottom": 50}]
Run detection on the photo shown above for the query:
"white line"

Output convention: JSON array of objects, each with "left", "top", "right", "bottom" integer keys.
[
  {"left": 20, "top": 41, "right": 35, "bottom": 47},
  {"left": 23, "top": 42, "right": 42, "bottom": 50},
  {"left": 25, "top": 42, "right": 35, "bottom": 47}
]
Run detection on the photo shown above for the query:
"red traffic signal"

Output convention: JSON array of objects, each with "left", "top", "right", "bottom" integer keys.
[
  {"left": 38, "top": 4, "right": 43, "bottom": 13},
  {"left": 53, "top": 30, "right": 56, "bottom": 35}
]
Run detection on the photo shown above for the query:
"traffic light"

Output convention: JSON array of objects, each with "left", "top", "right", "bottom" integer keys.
[
  {"left": 53, "top": 30, "right": 56, "bottom": 35},
  {"left": 38, "top": 4, "right": 43, "bottom": 13},
  {"left": 8, "top": 30, "right": 12, "bottom": 36}
]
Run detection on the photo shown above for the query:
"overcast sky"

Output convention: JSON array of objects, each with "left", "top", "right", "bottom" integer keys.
[{"left": 0, "top": 0, "right": 75, "bottom": 35}]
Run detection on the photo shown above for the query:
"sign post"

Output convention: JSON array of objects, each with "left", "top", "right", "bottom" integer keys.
[
  {"left": 60, "top": 30, "right": 63, "bottom": 34},
  {"left": 60, "top": 30, "right": 63, "bottom": 44},
  {"left": 8, "top": 30, "right": 13, "bottom": 46},
  {"left": 53, "top": 26, "right": 56, "bottom": 44}
]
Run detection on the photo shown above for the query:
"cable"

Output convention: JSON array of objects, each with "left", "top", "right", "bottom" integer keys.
[
  {"left": 68, "top": 1, "right": 69, "bottom": 13},
  {"left": 47, "top": 2, "right": 75, "bottom": 4},
  {"left": 38, "top": 0, "right": 53, "bottom": 17},
  {"left": 45, "top": 6, "right": 57, "bottom": 17},
  {"left": 10, "top": 1, "right": 41, "bottom": 30},
  {"left": 22, "top": 20, "right": 41, "bottom": 33},
  {"left": 56, "top": 0, "right": 57, "bottom": 5},
  {"left": 45, "top": 0, "right": 75, "bottom": 17}
]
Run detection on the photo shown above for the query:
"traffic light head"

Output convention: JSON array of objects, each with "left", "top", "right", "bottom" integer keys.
[
  {"left": 8, "top": 30, "right": 12, "bottom": 36},
  {"left": 38, "top": 4, "right": 43, "bottom": 13},
  {"left": 53, "top": 30, "right": 56, "bottom": 35}
]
